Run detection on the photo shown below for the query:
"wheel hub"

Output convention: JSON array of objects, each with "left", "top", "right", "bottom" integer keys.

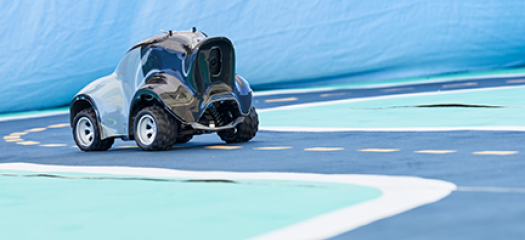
[
  {"left": 76, "top": 117, "right": 94, "bottom": 147},
  {"left": 137, "top": 115, "right": 157, "bottom": 145}
]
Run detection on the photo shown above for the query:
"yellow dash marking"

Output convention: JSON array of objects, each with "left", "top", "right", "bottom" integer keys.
[
  {"left": 304, "top": 147, "right": 344, "bottom": 151},
  {"left": 507, "top": 79, "right": 525, "bottom": 84},
  {"left": 254, "top": 146, "right": 292, "bottom": 150},
  {"left": 115, "top": 146, "right": 139, "bottom": 149},
  {"left": 25, "top": 128, "right": 47, "bottom": 132},
  {"left": 380, "top": 87, "right": 414, "bottom": 93},
  {"left": 40, "top": 144, "right": 67, "bottom": 147},
  {"left": 9, "top": 132, "right": 27, "bottom": 136},
  {"left": 320, "top": 93, "right": 346, "bottom": 97},
  {"left": 473, "top": 151, "right": 517, "bottom": 155},
  {"left": 72, "top": 145, "right": 78, "bottom": 148},
  {"left": 16, "top": 141, "right": 40, "bottom": 145},
  {"left": 415, "top": 150, "right": 457, "bottom": 154},
  {"left": 359, "top": 148, "right": 399, "bottom": 152},
  {"left": 265, "top": 97, "right": 298, "bottom": 103},
  {"left": 4, "top": 135, "right": 21, "bottom": 139},
  {"left": 205, "top": 146, "right": 242, "bottom": 150},
  {"left": 47, "top": 123, "right": 70, "bottom": 128},
  {"left": 442, "top": 82, "right": 477, "bottom": 88},
  {"left": 6, "top": 139, "right": 22, "bottom": 142}
]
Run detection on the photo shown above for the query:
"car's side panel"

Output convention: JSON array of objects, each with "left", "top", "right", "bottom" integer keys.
[{"left": 77, "top": 48, "right": 144, "bottom": 139}]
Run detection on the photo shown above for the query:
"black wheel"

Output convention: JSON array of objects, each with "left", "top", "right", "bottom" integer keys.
[
  {"left": 175, "top": 134, "right": 193, "bottom": 143},
  {"left": 134, "top": 106, "right": 178, "bottom": 151},
  {"left": 218, "top": 106, "right": 259, "bottom": 143},
  {"left": 73, "top": 108, "right": 114, "bottom": 151}
]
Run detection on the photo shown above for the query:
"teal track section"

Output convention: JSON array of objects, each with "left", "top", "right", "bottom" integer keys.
[
  {"left": 260, "top": 86, "right": 525, "bottom": 129},
  {"left": 0, "top": 171, "right": 381, "bottom": 240}
]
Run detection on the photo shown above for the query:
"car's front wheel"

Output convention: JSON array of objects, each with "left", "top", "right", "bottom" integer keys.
[
  {"left": 73, "top": 108, "right": 114, "bottom": 151},
  {"left": 134, "top": 106, "right": 178, "bottom": 151}
]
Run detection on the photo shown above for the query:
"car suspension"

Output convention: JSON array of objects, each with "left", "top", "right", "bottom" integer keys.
[{"left": 207, "top": 105, "right": 224, "bottom": 126}]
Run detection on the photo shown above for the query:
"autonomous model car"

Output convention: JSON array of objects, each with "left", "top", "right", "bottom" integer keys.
[{"left": 70, "top": 28, "right": 259, "bottom": 151}]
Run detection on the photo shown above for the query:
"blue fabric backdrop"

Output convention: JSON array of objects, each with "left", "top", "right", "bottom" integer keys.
[{"left": 1, "top": 0, "right": 525, "bottom": 113}]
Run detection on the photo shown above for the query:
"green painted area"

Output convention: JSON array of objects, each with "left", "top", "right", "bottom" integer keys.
[
  {"left": 260, "top": 86, "right": 525, "bottom": 128},
  {"left": 0, "top": 171, "right": 381, "bottom": 240},
  {"left": 257, "top": 66, "right": 525, "bottom": 93},
  {"left": 0, "top": 106, "right": 68, "bottom": 119}
]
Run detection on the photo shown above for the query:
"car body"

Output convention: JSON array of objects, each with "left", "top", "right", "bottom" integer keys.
[{"left": 70, "top": 29, "right": 258, "bottom": 151}]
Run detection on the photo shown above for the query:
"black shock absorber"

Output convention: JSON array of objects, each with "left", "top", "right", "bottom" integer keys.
[{"left": 207, "top": 105, "right": 223, "bottom": 126}]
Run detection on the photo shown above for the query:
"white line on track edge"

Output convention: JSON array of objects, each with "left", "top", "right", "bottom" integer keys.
[{"left": 0, "top": 163, "right": 456, "bottom": 240}]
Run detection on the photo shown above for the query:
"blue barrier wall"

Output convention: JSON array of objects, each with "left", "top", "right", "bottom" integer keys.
[{"left": 1, "top": 1, "right": 525, "bottom": 113}]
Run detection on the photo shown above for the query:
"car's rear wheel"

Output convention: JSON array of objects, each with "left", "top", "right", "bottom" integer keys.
[
  {"left": 73, "top": 108, "right": 114, "bottom": 151},
  {"left": 134, "top": 106, "right": 178, "bottom": 151},
  {"left": 218, "top": 106, "right": 259, "bottom": 143}
]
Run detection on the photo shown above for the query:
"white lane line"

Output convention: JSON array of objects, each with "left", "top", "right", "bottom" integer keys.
[{"left": 0, "top": 163, "right": 455, "bottom": 240}]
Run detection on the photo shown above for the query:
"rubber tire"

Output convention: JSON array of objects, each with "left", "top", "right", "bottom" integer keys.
[
  {"left": 134, "top": 106, "right": 178, "bottom": 151},
  {"left": 218, "top": 106, "right": 259, "bottom": 143},
  {"left": 175, "top": 134, "right": 193, "bottom": 143},
  {"left": 72, "top": 108, "right": 114, "bottom": 151}
]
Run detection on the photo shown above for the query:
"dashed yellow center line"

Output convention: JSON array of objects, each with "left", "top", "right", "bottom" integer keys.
[
  {"left": 415, "top": 150, "right": 457, "bottom": 154},
  {"left": 115, "top": 146, "right": 139, "bottom": 149},
  {"left": 304, "top": 147, "right": 344, "bottom": 151},
  {"left": 205, "top": 145, "right": 242, "bottom": 150},
  {"left": 5, "top": 139, "right": 22, "bottom": 142},
  {"left": 507, "top": 79, "right": 525, "bottom": 84},
  {"left": 47, "top": 123, "right": 70, "bottom": 128},
  {"left": 25, "top": 128, "right": 47, "bottom": 133},
  {"left": 40, "top": 144, "right": 67, "bottom": 147},
  {"left": 320, "top": 93, "right": 346, "bottom": 97},
  {"left": 16, "top": 141, "right": 40, "bottom": 145},
  {"left": 473, "top": 151, "right": 518, "bottom": 156},
  {"left": 254, "top": 146, "right": 292, "bottom": 150},
  {"left": 4, "top": 135, "right": 21, "bottom": 140},
  {"left": 264, "top": 97, "right": 298, "bottom": 103},
  {"left": 442, "top": 82, "right": 477, "bottom": 88},
  {"left": 380, "top": 87, "right": 414, "bottom": 93},
  {"left": 9, "top": 132, "right": 27, "bottom": 136},
  {"left": 359, "top": 148, "right": 400, "bottom": 152}
]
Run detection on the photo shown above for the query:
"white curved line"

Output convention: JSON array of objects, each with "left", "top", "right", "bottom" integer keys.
[{"left": 0, "top": 163, "right": 455, "bottom": 240}]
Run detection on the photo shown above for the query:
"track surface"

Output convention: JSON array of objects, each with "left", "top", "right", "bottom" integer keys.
[{"left": 2, "top": 75, "right": 525, "bottom": 239}]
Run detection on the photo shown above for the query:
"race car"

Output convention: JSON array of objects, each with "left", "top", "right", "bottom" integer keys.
[{"left": 70, "top": 28, "right": 259, "bottom": 151}]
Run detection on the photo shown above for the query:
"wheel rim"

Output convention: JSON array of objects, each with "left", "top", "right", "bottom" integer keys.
[
  {"left": 137, "top": 114, "right": 157, "bottom": 145},
  {"left": 76, "top": 117, "right": 94, "bottom": 147}
]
